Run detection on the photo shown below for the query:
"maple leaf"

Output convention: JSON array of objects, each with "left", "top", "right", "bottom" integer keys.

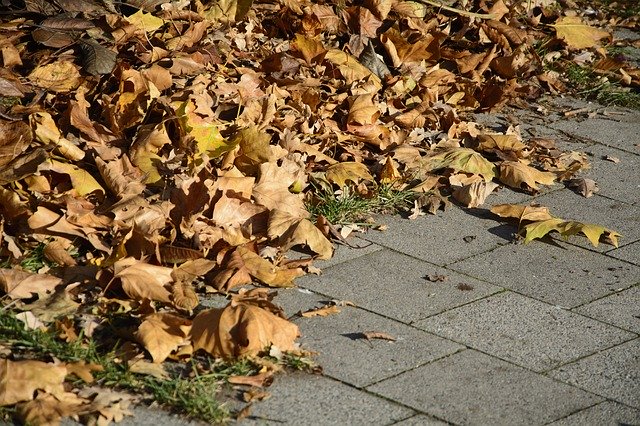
[
  {"left": 135, "top": 313, "right": 192, "bottom": 363},
  {"left": 490, "top": 204, "right": 555, "bottom": 223},
  {"left": 113, "top": 258, "right": 173, "bottom": 303},
  {"left": 420, "top": 148, "right": 497, "bottom": 182},
  {"left": 0, "top": 359, "right": 67, "bottom": 405},
  {"left": 499, "top": 160, "right": 556, "bottom": 192},
  {"left": 552, "top": 16, "right": 610, "bottom": 50},
  {"left": 325, "top": 162, "right": 373, "bottom": 188},
  {"left": 190, "top": 302, "right": 299, "bottom": 358},
  {"left": 0, "top": 269, "right": 61, "bottom": 300}
]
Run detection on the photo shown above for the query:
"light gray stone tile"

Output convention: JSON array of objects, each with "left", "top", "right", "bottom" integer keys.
[
  {"left": 548, "top": 116, "right": 640, "bottom": 153},
  {"left": 289, "top": 300, "right": 463, "bottom": 387},
  {"left": 247, "top": 372, "right": 414, "bottom": 425},
  {"left": 359, "top": 207, "right": 511, "bottom": 266},
  {"left": 548, "top": 400, "right": 640, "bottom": 426},
  {"left": 298, "top": 249, "right": 502, "bottom": 324},
  {"left": 449, "top": 243, "right": 640, "bottom": 308},
  {"left": 415, "top": 292, "right": 634, "bottom": 372},
  {"left": 549, "top": 339, "right": 640, "bottom": 408},
  {"left": 368, "top": 350, "right": 600, "bottom": 426},
  {"left": 392, "top": 414, "right": 450, "bottom": 425},
  {"left": 608, "top": 240, "right": 640, "bottom": 265},
  {"left": 573, "top": 285, "right": 640, "bottom": 333},
  {"left": 572, "top": 145, "right": 640, "bottom": 205}
]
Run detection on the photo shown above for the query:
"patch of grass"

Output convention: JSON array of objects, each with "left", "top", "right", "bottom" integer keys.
[
  {"left": 0, "top": 309, "right": 233, "bottom": 423},
  {"left": 307, "top": 183, "right": 416, "bottom": 225},
  {"left": 19, "top": 243, "right": 48, "bottom": 273},
  {"left": 563, "top": 62, "right": 640, "bottom": 109}
]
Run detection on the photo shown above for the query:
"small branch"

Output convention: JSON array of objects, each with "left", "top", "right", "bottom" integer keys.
[{"left": 415, "top": 0, "right": 497, "bottom": 19}]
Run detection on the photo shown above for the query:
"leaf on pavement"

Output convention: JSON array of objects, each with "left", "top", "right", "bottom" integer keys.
[
  {"left": 452, "top": 181, "right": 500, "bottom": 208},
  {"left": 300, "top": 305, "right": 341, "bottom": 318},
  {"left": 567, "top": 178, "right": 598, "bottom": 198},
  {"left": 499, "top": 160, "right": 556, "bottom": 192},
  {"left": 490, "top": 203, "right": 555, "bottom": 223}
]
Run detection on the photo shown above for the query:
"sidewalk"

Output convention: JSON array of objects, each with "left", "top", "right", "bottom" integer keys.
[
  {"left": 241, "top": 97, "right": 640, "bottom": 425},
  {"left": 110, "top": 97, "right": 639, "bottom": 426}
]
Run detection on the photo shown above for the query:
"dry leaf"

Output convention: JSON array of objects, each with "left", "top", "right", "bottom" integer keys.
[
  {"left": 300, "top": 305, "right": 341, "bottom": 318},
  {"left": 190, "top": 302, "right": 299, "bottom": 358},
  {"left": 325, "top": 162, "right": 373, "bottom": 188},
  {"left": 0, "top": 359, "right": 67, "bottom": 405},
  {"left": 499, "top": 161, "right": 556, "bottom": 192},
  {"left": 135, "top": 313, "right": 192, "bottom": 363},
  {"left": 552, "top": 16, "right": 610, "bottom": 50},
  {"left": 567, "top": 178, "right": 598, "bottom": 198},
  {"left": 362, "top": 331, "right": 396, "bottom": 341}
]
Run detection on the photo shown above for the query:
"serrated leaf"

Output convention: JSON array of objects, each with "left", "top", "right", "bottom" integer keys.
[
  {"left": 421, "top": 148, "right": 497, "bottom": 182},
  {"left": 325, "top": 162, "right": 373, "bottom": 188},
  {"left": 552, "top": 16, "right": 610, "bottom": 50},
  {"left": 490, "top": 204, "right": 555, "bottom": 223}
]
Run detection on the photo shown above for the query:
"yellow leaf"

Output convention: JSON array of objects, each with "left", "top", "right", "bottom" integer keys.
[
  {"left": 552, "top": 16, "right": 610, "bottom": 50},
  {"left": 560, "top": 221, "right": 620, "bottom": 248},
  {"left": 47, "top": 160, "right": 105, "bottom": 196},
  {"left": 380, "top": 156, "right": 402, "bottom": 183},
  {"left": 490, "top": 204, "right": 555, "bottom": 223},
  {"left": 27, "top": 60, "right": 81, "bottom": 92},
  {"left": 30, "top": 112, "right": 85, "bottom": 160},
  {"left": 325, "top": 49, "right": 381, "bottom": 88},
  {"left": 521, "top": 218, "right": 565, "bottom": 244},
  {"left": 135, "top": 313, "right": 192, "bottom": 363},
  {"left": 125, "top": 9, "right": 165, "bottom": 33},
  {"left": 175, "top": 100, "right": 235, "bottom": 159},
  {"left": 325, "top": 162, "right": 373, "bottom": 188},
  {"left": 420, "top": 148, "right": 497, "bottom": 182},
  {"left": 499, "top": 161, "right": 556, "bottom": 192},
  {"left": 292, "top": 34, "right": 327, "bottom": 65},
  {"left": 477, "top": 134, "right": 527, "bottom": 155}
]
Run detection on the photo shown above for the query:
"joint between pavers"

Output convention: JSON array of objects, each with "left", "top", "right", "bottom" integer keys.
[
  {"left": 541, "top": 400, "right": 605, "bottom": 425},
  {"left": 541, "top": 336, "right": 640, "bottom": 376}
]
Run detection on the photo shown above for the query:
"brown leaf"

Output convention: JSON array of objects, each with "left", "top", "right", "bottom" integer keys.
[
  {"left": 567, "top": 178, "right": 598, "bottom": 198},
  {"left": 499, "top": 161, "right": 556, "bottom": 192},
  {"left": 425, "top": 274, "right": 447, "bottom": 282},
  {"left": 362, "top": 331, "right": 396, "bottom": 341},
  {"left": 65, "top": 361, "right": 104, "bottom": 383},
  {"left": 0, "top": 359, "right": 67, "bottom": 405},
  {"left": 27, "top": 61, "right": 81, "bottom": 92},
  {"left": 16, "top": 391, "right": 87, "bottom": 425},
  {"left": 136, "top": 313, "right": 192, "bottom": 363},
  {"left": 190, "top": 302, "right": 299, "bottom": 358},
  {"left": 228, "top": 372, "right": 273, "bottom": 387},
  {"left": 43, "top": 239, "right": 77, "bottom": 266},
  {"left": 114, "top": 258, "right": 173, "bottom": 303},
  {"left": 452, "top": 181, "right": 499, "bottom": 208},
  {"left": 171, "top": 281, "right": 199, "bottom": 311},
  {"left": 0, "top": 269, "right": 61, "bottom": 300},
  {"left": 490, "top": 204, "right": 555, "bottom": 222},
  {"left": 300, "top": 305, "right": 341, "bottom": 318}
]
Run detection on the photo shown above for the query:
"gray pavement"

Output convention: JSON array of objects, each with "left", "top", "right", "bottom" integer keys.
[
  {"left": 112, "top": 97, "right": 639, "bottom": 425},
  {"left": 240, "top": 97, "right": 640, "bottom": 425}
]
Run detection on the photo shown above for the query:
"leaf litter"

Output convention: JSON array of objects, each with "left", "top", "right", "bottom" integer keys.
[{"left": 0, "top": 0, "right": 631, "bottom": 423}]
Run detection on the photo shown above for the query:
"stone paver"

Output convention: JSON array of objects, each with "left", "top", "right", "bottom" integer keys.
[
  {"left": 448, "top": 242, "right": 640, "bottom": 308},
  {"left": 549, "top": 339, "right": 640, "bottom": 408},
  {"left": 298, "top": 248, "right": 503, "bottom": 324},
  {"left": 391, "top": 414, "right": 450, "bottom": 425},
  {"left": 573, "top": 285, "right": 640, "bottom": 333},
  {"left": 367, "top": 350, "right": 601, "bottom": 426},
  {"left": 415, "top": 291, "right": 635, "bottom": 372},
  {"left": 360, "top": 207, "right": 511, "bottom": 265},
  {"left": 292, "top": 301, "right": 463, "bottom": 387},
  {"left": 548, "top": 116, "right": 640, "bottom": 153},
  {"left": 608, "top": 240, "right": 640, "bottom": 265},
  {"left": 548, "top": 400, "right": 640, "bottom": 426},
  {"left": 246, "top": 372, "right": 414, "bottom": 425}
]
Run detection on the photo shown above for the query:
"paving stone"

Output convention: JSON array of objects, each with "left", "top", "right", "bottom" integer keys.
[
  {"left": 577, "top": 145, "right": 640, "bottom": 206},
  {"left": 607, "top": 240, "right": 640, "bottom": 265},
  {"left": 359, "top": 207, "right": 511, "bottom": 266},
  {"left": 532, "top": 190, "right": 640, "bottom": 251},
  {"left": 298, "top": 249, "right": 502, "bottom": 324},
  {"left": 392, "top": 414, "right": 450, "bottom": 425},
  {"left": 415, "top": 291, "right": 634, "bottom": 372},
  {"left": 573, "top": 285, "right": 640, "bottom": 333},
  {"left": 449, "top": 242, "right": 640, "bottom": 308},
  {"left": 548, "top": 400, "right": 640, "bottom": 425},
  {"left": 289, "top": 299, "right": 463, "bottom": 387},
  {"left": 549, "top": 339, "right": 640, "bottom": 408},
  {"left": 289, "top": 237, "right": 383, "bottom": 269},
  {"left": 368, "top": 349, "right": 600, "bottom": 426},
  {"left": 246, "top": 372, "right": 414, "bottom": 425},
  {"left": 548, "top": 116, "right": 640, "bottom": 153}
]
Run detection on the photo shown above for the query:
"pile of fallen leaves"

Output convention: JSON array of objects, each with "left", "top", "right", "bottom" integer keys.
[{"left": 0, "top": 0, "right": 634, "bottom": 423}]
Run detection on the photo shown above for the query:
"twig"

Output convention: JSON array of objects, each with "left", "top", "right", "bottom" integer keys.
[{"left": 414, "top": 0, "right": 497, "bottom": 19}]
